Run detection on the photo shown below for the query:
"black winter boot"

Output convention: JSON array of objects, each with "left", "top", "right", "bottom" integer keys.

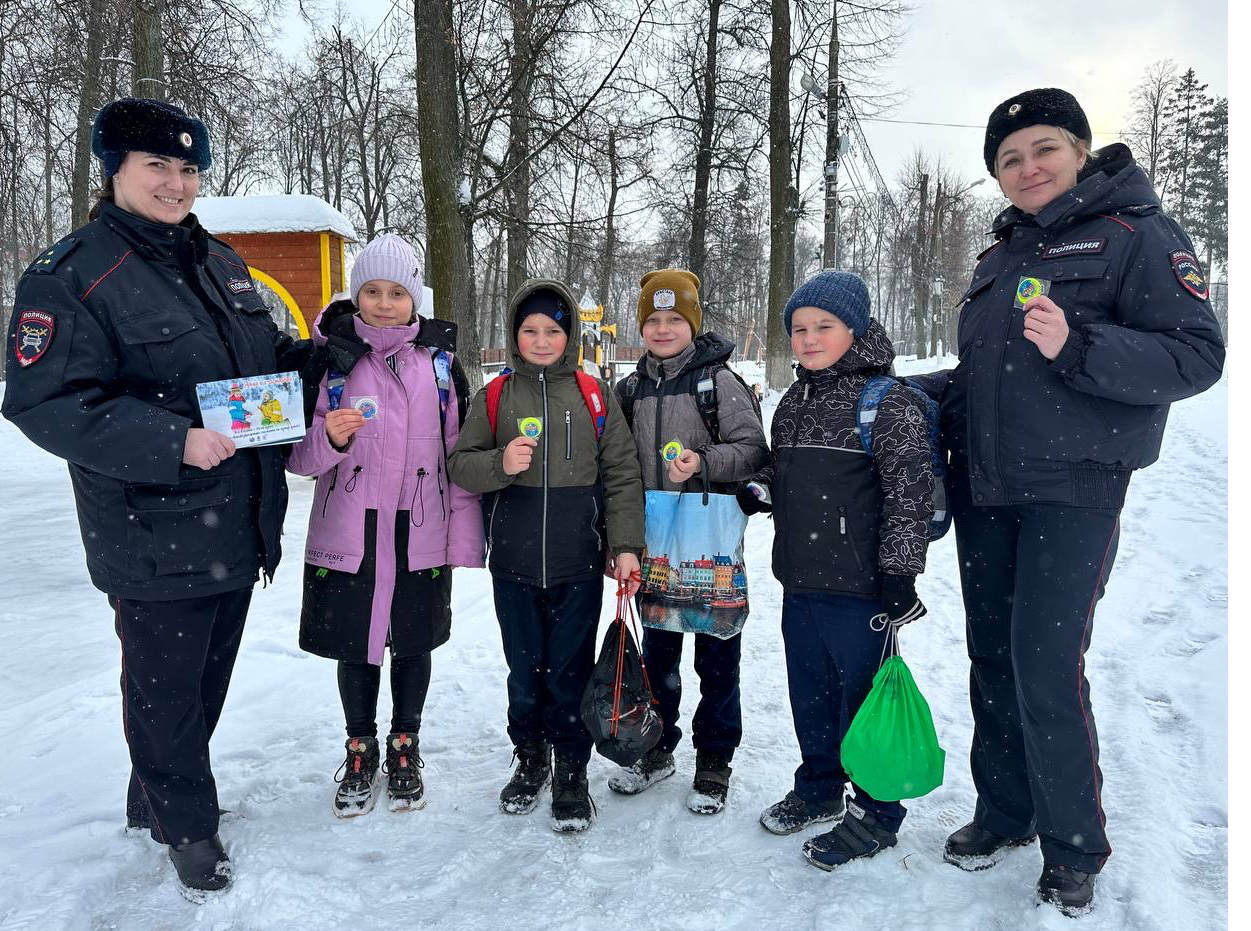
[
  {"left": 607, "top": 748, "right": 676, "bottom": 796},
  {"left": 499, "top": 740, "right": 551, "bottom": 815},
  {"left": 332, "top": 736, "right": 381, "bottom": 819},
  {"left": 1037, "top": 864, "right": 1096, "bottom": 917},
  {"left": 687, "top": 752, "right": 732, "bottom": 815},
  {"left": 384, "top": 732, "right": 426, "bottom": 812},
  {"left": 943, "top": 820, "right": 1037, "bottom": 871},
  {"left": 759, "top": 790, "right": 845, "bottom": 835},
  {"left": 550, "top": 753, "right": 595, "bottom": 833},
  {"left": 168, "top": 833, "right": 231, "bottom": 900}
]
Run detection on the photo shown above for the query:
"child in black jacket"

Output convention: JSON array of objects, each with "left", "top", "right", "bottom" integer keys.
[{"left": 741, "top": 270, "right": 933, "bottom": 870}]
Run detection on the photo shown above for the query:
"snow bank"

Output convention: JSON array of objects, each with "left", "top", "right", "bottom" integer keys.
[{"left": 195, "top": 194, "right": 358, "bottom": 241}]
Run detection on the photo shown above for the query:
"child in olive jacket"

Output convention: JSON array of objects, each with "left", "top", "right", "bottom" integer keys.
[{"left": 447, "top": 278, "right": 644, "bottom": 834}]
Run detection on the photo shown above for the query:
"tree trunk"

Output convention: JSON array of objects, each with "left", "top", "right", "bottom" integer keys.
[
  {"left": 927, "top": 182, "right": 943, "bottom": 357},
  {"left": 910, "top": 172, "right": 929, "bottom": 358},
  {"left": 765, "top": 0, "right": 793, "bottom": 390},
  {"left": 597, "top": 125, "right": 618, "bottom": 315},
  {"left": 504, "top": 0, "right": 533, "bottom": 300},
  {"left": 415, "top": 0, "right": 482, "bottom": 390},
  {"left": 131, "top": 0, "right": 167, "bottom": 99},
  {"left": 822, "top": 1, "right": 839, "bottom": 267},
  {"left": 688, "top": 0, "right": 720, "bottom": 283},
  {"left": 71, "top": 0, "right": 109, "bottom": 227}
]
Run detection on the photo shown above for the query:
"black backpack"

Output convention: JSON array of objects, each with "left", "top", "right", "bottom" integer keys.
[{"left": 580, "top": 595, "right": 663, "bottom": 766}]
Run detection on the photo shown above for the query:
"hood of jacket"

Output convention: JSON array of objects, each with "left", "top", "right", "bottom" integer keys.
[
  {"left": 797, "top": 318, "right": 895, "bottom": 387},
  {"left": 990, "top": 142, "right": 1159, "bottom": 237},
  {"left": 506, "top": 278, "right": 583, "bottom": 377},
  {"left": 313, "top": 298, "right": 457, "bottom": 376},
  {"left": 639, "top": 331, "right": 736, "bottom": 382}
]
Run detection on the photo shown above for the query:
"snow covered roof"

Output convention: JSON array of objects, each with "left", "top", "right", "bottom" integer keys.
[{"left": 194, "top": 194, "right": 358, "bottom": 242}]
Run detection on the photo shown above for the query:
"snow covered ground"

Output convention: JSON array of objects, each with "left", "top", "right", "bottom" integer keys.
[{"left": 0, "top": 367, "right": 1227, "bottom": 931}]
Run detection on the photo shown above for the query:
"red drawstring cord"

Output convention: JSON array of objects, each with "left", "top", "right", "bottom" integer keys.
[{"left": 609, "top": 573, "right": 651, "bottom": 736}]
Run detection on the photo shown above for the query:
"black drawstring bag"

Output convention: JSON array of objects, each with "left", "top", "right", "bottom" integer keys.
[{"left": 580, "top": 583, "right": 663, "bottom": 766}]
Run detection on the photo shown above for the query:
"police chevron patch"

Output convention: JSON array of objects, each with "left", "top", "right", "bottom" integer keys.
[{"left": 15, "top": 309, "right": 55, "bottom": 367}]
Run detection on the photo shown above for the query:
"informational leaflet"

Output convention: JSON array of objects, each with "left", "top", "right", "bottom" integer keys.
[{"left": 195, "top": 371, "right": 306, "bottom": 448}]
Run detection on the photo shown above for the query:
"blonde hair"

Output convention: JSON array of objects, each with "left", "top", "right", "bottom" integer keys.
[{"left": 1056, "top": 126, "right": 1094, "bottom": 162}]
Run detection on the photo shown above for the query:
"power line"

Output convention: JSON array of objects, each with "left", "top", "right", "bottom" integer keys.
[{"left": 857, "top": 115, "right": 1137, "bottom": 137}]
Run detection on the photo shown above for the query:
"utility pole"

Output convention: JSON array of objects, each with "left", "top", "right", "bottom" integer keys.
[{"left": 823, "top": 2, "right": 840, "bottom": 268}]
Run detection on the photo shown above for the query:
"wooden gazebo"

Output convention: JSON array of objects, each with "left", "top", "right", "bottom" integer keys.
[{"left": 194, "top": 194, "right": 358, "bottom": 337}]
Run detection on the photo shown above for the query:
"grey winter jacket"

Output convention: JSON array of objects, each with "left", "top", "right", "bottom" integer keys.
[{"left": 616, "top": 333, "right": 768, "bottom": 493}]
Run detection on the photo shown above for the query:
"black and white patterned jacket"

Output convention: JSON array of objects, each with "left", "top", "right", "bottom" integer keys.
[{"left": 751, "top": 320, "right": 933, "bottom": 597}]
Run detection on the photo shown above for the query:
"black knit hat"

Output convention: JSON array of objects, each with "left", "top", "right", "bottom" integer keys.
[
  {"left": 92, "top": 97, "right": 213, "bottom": 177},
  {"left": 983, "top": 88, "right": 1091, "bottom": 176},
  {"left": 514, "top": 288, "right": 573, "bottom": 338}
]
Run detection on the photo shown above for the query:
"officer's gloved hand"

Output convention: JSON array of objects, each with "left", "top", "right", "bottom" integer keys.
[
  {"left": 736, "top": 481, "right": 772, "bottom": 516},
  {"left": 880, "top": 574, "right": 927, "bottom": 627}
]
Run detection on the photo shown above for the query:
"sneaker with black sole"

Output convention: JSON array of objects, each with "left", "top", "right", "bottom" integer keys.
[
  {"left": 687, "top": 752, "right": 732, "bottom": 815},
  {"left": 384, "top": 732, "right": 426, "bottom": 812},
  {"left": 1037, "top": 864, "right": 1096, "bottom": 917},
  {"left": 608, "top": 748, "right": 676, "bottom": 796},
  {"left": 332, "top": 736, "right": 381, "bottom": 818},
  {"left": 499, "top": 740, "right": 551, "bottom": 815},
  {"left": 759, "top": 789, "right": 845, "bottom": 835},
  {"left": 550, "top": 754, "right": 595, "bottom": 833},
  {"left": 943, "top": 821, "right": 1037, "bottom": 871},
  {"left": 168, "top": 833, "right": 231, "bottom": 902},
  {"left": 802, "top": 801, "right": 898, "bottom": 871}
]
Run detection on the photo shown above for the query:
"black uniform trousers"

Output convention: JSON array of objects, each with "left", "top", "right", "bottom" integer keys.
[
  {"left": 492, "top": 577, "right": 602, "bottom": 767},
  {"left": 112, "top": 587, "right": 251, "bottom": 846},
  {"left": 642, "top": 627, "right": 742, "bottom": 761},
  {"left": 951, "top": 472, "right": 1119, "bottom": 873},
  {"left": 781, "top": 591, "right": 907, "bottom": 832}
]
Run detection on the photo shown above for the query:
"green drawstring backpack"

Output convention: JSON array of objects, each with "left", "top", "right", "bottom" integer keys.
[{"left": 840, "top": 623, "right": 945, "bottom": 802}]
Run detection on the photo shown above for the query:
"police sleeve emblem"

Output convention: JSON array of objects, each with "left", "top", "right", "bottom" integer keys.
[
  {"left": 1169, "top": 249, "right": 1209, "bottom": 300},
  {"left": 14, "top": 309, "right": 55, "bottom": 367}
]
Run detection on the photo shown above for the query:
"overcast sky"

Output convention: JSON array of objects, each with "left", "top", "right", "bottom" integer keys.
[{"left": 278, "top": 0, "right": 1229, "bottom": 196}]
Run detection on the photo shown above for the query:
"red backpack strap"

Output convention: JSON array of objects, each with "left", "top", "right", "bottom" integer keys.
[
  {"left": 485, "top": 372, "right": 510, "bottom": 437},
  {"left": 574, "top": 371, "right": 607, "bottom": 442}
]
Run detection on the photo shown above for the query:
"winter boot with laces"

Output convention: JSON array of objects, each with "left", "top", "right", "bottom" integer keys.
[
  {"left": 687, "top": 752, "right": 732, "bottom": 815},
  {"left": 332, "top": 736, "right": 381, "bottom": 818},
  {"left": 550, "top": 753, "right": 595, "bottom": 833},
  {"left": 1037, "top": 864, "right": 1096, "bottom": 917},
  {"left": 802, "top": 800, "right": 898, "bottom": 871},
  {"left": 384, "top": 732, "right": 426, "bottom": 813},
  {"left": 943, "top": 821, "right": 1037, "bottom": 871},
  {"left": 759, "top": 789, "right": 845, "bottom": 835},
  {"left": 499, "top": 740, "right": 552, "bottom": 815},
  {"left": 607, "top": 748, "right": 676, "bottom": 796}
]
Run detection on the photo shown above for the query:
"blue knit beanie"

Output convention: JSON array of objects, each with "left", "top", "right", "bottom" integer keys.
[{"left": 783, "top": 270, "right": 872, "bottom": 337}]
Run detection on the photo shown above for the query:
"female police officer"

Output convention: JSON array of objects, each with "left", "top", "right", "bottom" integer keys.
[
  {"left": 3, "top": 98, "right": 315, "bottom": 897},
  {"left": 915, "top": 88, "right": 1224, "bottom": 915}
]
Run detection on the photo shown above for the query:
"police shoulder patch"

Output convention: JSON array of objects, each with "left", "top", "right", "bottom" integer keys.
[
  {"left": 14, "top": 309, "right": 56, "bottom": 367},
  {"left": 1169, "top": 249, "right": 1209, "bottom": 300},
  {"left": 26, "top": 238, "right": 81, "bottom": 275}
]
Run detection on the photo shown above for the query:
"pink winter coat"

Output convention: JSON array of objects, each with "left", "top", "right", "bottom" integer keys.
[{"left": 288, "top": 302, "right": 484, "bottom": 664}]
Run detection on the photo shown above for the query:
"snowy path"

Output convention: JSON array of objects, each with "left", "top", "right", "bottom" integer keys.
[{"left": 0, "top": 372, "right": 1227, "bottom": 931}]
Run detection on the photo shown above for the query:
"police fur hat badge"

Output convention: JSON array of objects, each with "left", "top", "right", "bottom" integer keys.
[
  {"left": 983, "top": 88, "right": 1091, "bottom": 176},
  {"left": 92, "top": 97, "right": 213, "bottom": 176}
]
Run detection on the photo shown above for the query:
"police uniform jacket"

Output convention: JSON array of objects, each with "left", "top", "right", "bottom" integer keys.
[
  {"left": 930, "top": 144, "right": 1224, "bottom": 510},
  {"left": 3, "top": 200, "right": 315, "bottom": 600}
]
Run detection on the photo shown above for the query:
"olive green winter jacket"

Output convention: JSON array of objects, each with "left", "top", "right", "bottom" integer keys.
[{"left": 447, "top": 278, "right": 644, "bottom": 587}]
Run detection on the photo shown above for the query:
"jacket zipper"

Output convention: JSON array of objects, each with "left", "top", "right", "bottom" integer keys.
[
  {"left": 411, "top": 468, "right": 428, "bottom": 526},
  {"left": 540, "top": 369, "right": 550, "bottom": 588},
  {"left": 565, "top": 409, "right": 572, "bottom": 460},
  {"left": 487, "top": 493, "right": 501, "bottom": 555},
  {"left": 839, "top": 505, "right": 866, "bottom": 573},
  {"left": 654, "top": 361, "right": 666, "bottom": 488},
  {"left": 591, "top": 496, "right": 602, "bottom": 550},
  {"left": 436, "top": 461, "right": 447, "bottom": 520},
  {"left": 320, "top": 464, "right": 340, "bottom": 518}
]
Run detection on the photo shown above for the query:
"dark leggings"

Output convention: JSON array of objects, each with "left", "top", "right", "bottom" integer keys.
[{"left": 337, "top": 652, "right": 432, "bottom": 739}]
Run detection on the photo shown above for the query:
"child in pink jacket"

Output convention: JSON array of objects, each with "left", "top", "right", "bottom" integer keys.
[{"left": 288, "top": 234, "right": 484, "bottom": 818}]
